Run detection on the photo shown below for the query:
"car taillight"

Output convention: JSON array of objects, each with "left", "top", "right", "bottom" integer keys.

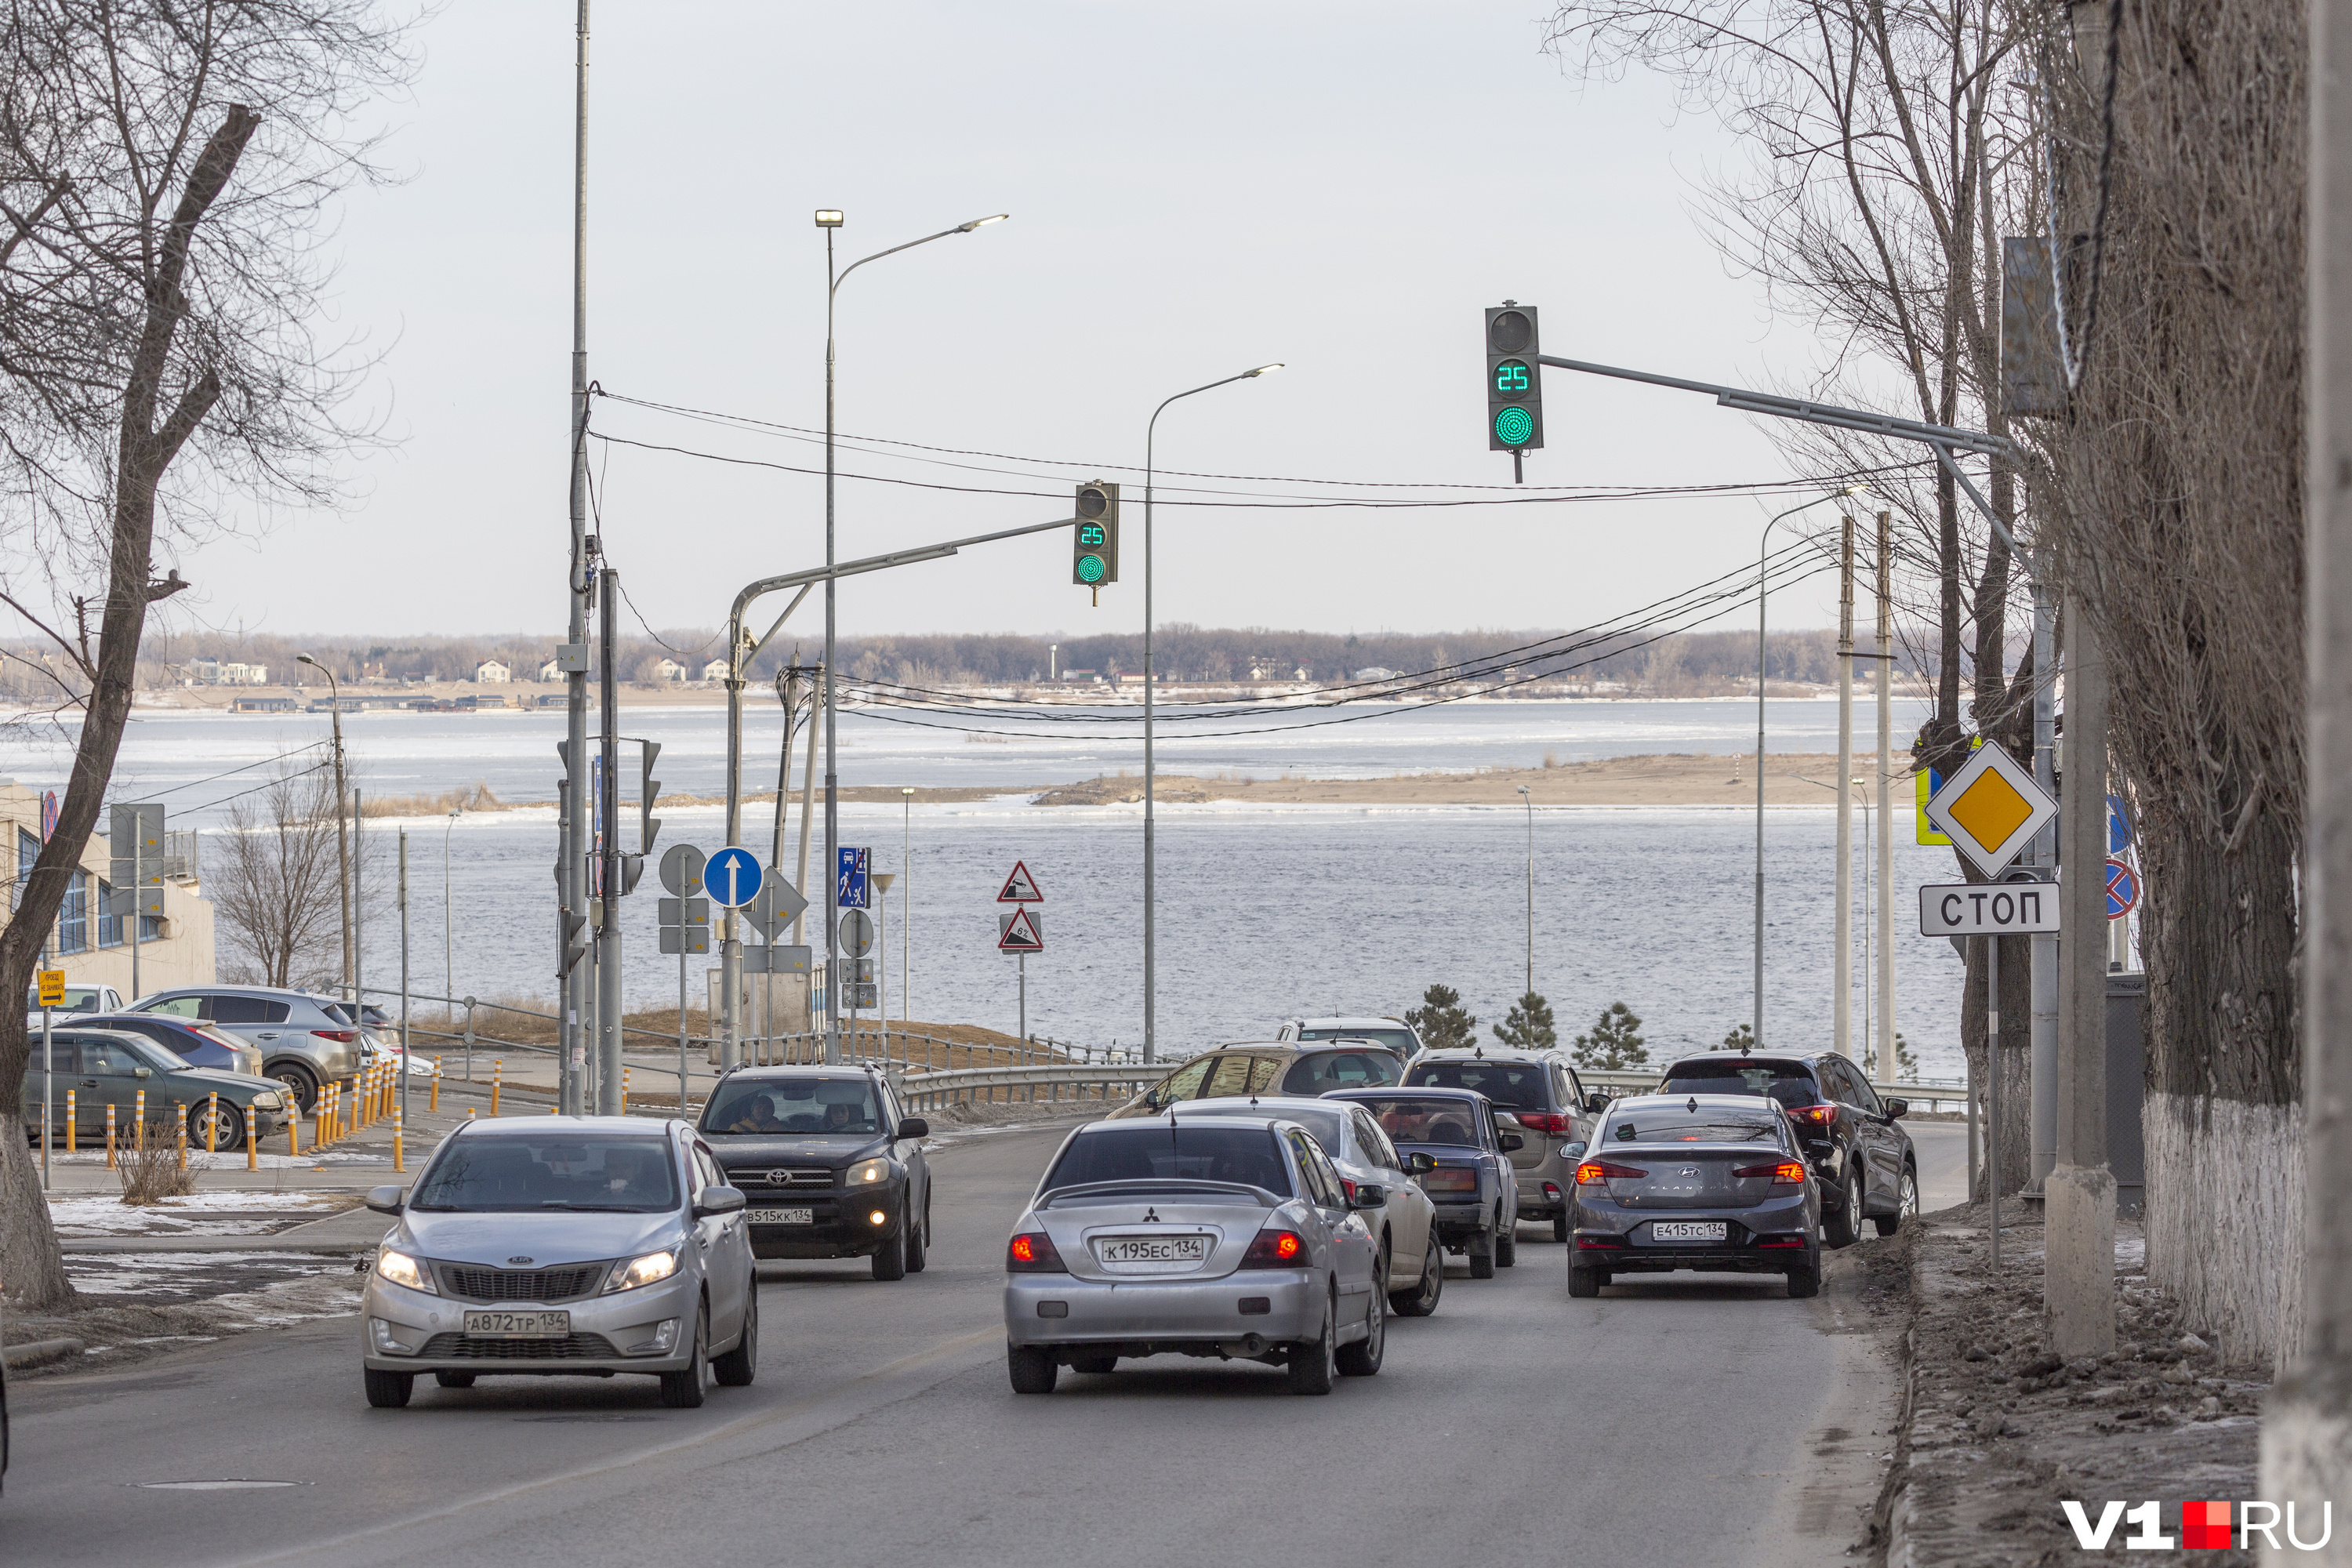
[
  {"left": 1422, "top": 1167, "right": 1479, "bottom": 1192},
  {"left": 1734, "top": 1161, "right": 1809, "bottom": 1185},
  {"left": 1340, "top": 1177, "right": 1357, "bottom": 1203},
  {"left": 1240, "top": 1229, "right": 1306, "bottom": 1269},
  {"left": 1788, "top": 1102, "right": 1839, "bottom": 1127},
  {"left": 1514, "top": 1111, "right": 1573, "bottom": 1135},
  {"left": 312, "top": 1029, "right": 356, "bottom": 1044},
  {"left": 1574, "top": 1160, "right": 1650, "bottom": 1184},
  {"left": 1006, "top": 1232, "right": 1067, "bottom": 1273}
]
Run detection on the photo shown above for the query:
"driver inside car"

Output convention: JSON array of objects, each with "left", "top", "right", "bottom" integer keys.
[{"left": 724, "top": 1093, "right": 788, "bottom": 1134}]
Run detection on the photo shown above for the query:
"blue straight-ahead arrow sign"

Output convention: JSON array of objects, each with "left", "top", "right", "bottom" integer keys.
[{"left": 705, "top": 846, "right": 764, "bottom": 909}]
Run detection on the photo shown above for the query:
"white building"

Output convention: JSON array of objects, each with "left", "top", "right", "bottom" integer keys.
[
  {"left": 537, "top": 657, "right": 561, "bottom": 682},
  {"left": 700, "top": 658, "right": 730, "bottom": 684},
  {"left": 475, "top": 659, "right": 511, "bottom": 684},
  {"left": 655, "top": 658, "right": 688, "bottom": 684}
]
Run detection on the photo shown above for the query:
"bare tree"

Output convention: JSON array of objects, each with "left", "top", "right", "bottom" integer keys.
[
  {"left": 209, "top": 757, "right": 345, "bottom": 989},
  {"left": 0, "top": 2, "right": 412, "bottom": 1311}
]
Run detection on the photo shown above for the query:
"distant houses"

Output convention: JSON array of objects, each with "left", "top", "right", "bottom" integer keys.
[
  {"left": 655, "top": 658, "right": 687, "bottom": 684},
  {"left": 475, "top": 659, "right": 511, "bottom": 684},
  {"left": 701, "top": 658, "right": 730, "bottom": 683},
  {"left": 183, "top": 657, "right": 270, "bottom": 686}
]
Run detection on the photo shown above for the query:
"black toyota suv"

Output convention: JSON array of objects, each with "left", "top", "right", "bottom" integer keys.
[
  {"left": 1653, "top": 1051, "right": 1917, "bottom": 1247},
  {"left": 699, "top": 1065, "right": 933, "bottom": 1280}
]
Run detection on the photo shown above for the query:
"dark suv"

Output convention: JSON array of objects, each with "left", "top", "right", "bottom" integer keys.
[
  {"left": 699, "top": 1065, "right": 933, "bottom": 1281},
  {"left": 1403, "top": 1049, "right": 1602, "bottom": 1242},
  {"left": 1653, "top": 1051, "right": 1917, "bottom": 1247}
]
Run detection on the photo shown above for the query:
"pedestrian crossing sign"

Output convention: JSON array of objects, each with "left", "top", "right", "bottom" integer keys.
[{"left": 1924, "top": 740, "right": 2056, "bottom": 877}]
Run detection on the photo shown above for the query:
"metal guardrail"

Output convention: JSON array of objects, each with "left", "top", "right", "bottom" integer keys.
[
  {"left": 898, "top": 1062, "right": 1165, "bottom": 1112},
  {"left": 1576, "top": 1069, "right": 1969, "bottom": 1114}
]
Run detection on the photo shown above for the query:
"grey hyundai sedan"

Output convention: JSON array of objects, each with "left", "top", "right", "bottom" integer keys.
[
  {"left": 1004, "top": 1116, "right": 1387, "bottom": 1395},
  {"left": 358, "top": 1117, "right": 757, "bottom": 1408}
]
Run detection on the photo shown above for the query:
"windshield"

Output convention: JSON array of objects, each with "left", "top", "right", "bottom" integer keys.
[
  {"left": 702, "top": 1076, "right": 882, "bottom": 1136},
  {"left": 1352, "top": 1095, "right": 1483, "bottom": 1147},
  {"left": 27, "top": 986, "right": 103, "bottom": 1011},
  {"left": 411, "top": 1135, "right": 681, "bottom": 1212},
  {"left": 1279, "top": 1050, "right": 1401, "bottom": 1094},
  {"left": 1658, "top": 1060, "right": 1820, "bottom": 1111},
  {"left": 1297, "top": 1027, "right": 1418, "bottom": 1057},
  {"left": 1608, "top": 1105, "right": 1784, "bottom": 1144},
  {"left": 1042, "top": 1126, "right": 1292, "bottom": 1196},
  {"left": 1189, "top": 1105, "right": 1349, "bottom": 1157},
  {"left": 125, "top": 1035, "right": 191, "bottom": 1071},
  {"left": 1406, "top": 1060, "right": 1548, "bottom": 1109}
]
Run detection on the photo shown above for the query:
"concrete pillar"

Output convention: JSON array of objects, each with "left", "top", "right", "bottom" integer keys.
[{"left": 2047, "top": 604, "right": 2114, "bottom": 1357}]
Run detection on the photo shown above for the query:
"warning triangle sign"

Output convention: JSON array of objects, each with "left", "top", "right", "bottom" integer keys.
[
  {"left": 996, "top": 859, "right": 1043, "bottom": 903},
  {"left": 997, "top": 907, "right": 1044, "bottom": 952}
]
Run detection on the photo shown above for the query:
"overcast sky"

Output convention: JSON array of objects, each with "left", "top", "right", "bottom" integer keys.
[{"left": 156, "top": 1, "right": 1867, "bottom": 647}]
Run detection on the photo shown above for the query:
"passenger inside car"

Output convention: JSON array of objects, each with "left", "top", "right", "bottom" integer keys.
[{"left": 1360, "top": 1096, "right": 1482, "bottom": 1146}]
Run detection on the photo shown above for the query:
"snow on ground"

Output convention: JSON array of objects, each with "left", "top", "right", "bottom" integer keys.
[
  {"left": 45, "top": 1190, "right": 341, "bottom": 1237},
  {"left": 37, "top": 1149, "right": 390, "bottom": 1169}
]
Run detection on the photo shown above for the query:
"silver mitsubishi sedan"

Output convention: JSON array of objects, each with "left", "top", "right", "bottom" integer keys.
[
  {"left": 1003, "top": 1116, "right": 1387, "bottom": 1396},
  {"left": 358, "top": 1117, "right": 757, "bottom": 1408}
]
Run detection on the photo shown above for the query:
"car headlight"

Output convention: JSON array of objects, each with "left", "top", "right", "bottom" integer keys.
[
  {"left": 252, "top": 1091, "right": 283, "bottom": 1110},
  {"left": 605, "top": 1248, "right": 681, "bottom": 1294},
  {"left": 376, "top": 1248, "right": 435, "bottom": 1294},
  {"left": 843, "top": 1158, "right": 891, "bottom": 1188}
]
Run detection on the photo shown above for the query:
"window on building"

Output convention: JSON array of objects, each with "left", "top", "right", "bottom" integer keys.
[
  {"left": 13, "top": 828, "right": 34, "bottom": 913},
  {"left": 97, "top": 878, "right": 122, "bottom": 947},
  {"left": 58, "top": 869, "right": 88, "bottom": 953}
]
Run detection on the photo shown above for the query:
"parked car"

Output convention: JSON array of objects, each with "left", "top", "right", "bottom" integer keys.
[
  {"left": 1567, "top": 1091, "right": 1823, "bottom": 1298},
  {"left": 697, "top": 1066, "right": 932, "bottom": 1280},
  {"left": 17, "top": 1027, "right": 285, "bottom": 1149},
  {"left": 127, "top": 985, "right": 368, "bottom": 1112},
  {"left": 358, "top": 1117, "right": 757, "bottom": 1408},
  {"left": 1654, "top": 1050, "right": 1918, "bottom": 1246},
  {"left": 1185, "top": 1095, "right": 1445, "bottom": 1316},
  {"left": 22, "top": 982, "right": 125, "bottom": 1021},
  {"left": 1002, "top": 1114, "right": 1386, "bottom": 1394},
  {"left": 1275, "top": 1016, "right": 1426, "bottom": 1060},
  {"left": 81, "top": 1013, "right": 263, "bottom": 1078},
  {"left": 1326, "top": 1086, "right": 1522, "bottom": 1277},
  {"left": 1107, "top": 1042, "right": 1406, "bottom": 1120},
  {"left": 1404, "top": 1048, "right": 1602, "bottom": 1242},
  {"left": 355, "top": 1004, "right": 439, "bottom": 1077}
]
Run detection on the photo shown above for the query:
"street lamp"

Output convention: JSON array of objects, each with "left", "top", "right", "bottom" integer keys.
[
  {"left": 295, "top": 652, "right": 351, "bottom": 995},
  {"left": 817, "top": 208, "right": 1006, "bottom": 1067},
  {"left": 1142, "top": 363, "right": 1283, "bottom": 1063},
  {"left": 1751, "top": 488, "right": 1863, "bottom": 1047},
  {"left": 443, "top": 808, "right": 461, "bottom": 1014},
  {"left": 900, "top": 786, "right": 914, "bottom": 1023},
  {"left": 1516, "top": 784, "right": 1534, "bottom": 1000}
]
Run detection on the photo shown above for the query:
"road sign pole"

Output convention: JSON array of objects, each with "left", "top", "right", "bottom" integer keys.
[
  {"left": 1875, "top": 512, "right": 1896, "bottom": 1083},
  {"left": 2048, "top": 612, "right": 2116, "bottom": 1357},
  {"left": 597, "top": 568, "right": 623, "bottom": 1116},
  {"left": 1834, "top": 515, "right": 1855, "bottom": 1061},
  {"left": 1987, "top": 931, "right": 2000, "bottom": 1272},
  {"left": 1019, "top": 950, "right": 1026, "bottom": 1047}
]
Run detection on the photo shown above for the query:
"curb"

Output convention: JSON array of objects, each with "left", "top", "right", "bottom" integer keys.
[{"left": 3, "top": 1337, "right": 85, "bottom": 1368}]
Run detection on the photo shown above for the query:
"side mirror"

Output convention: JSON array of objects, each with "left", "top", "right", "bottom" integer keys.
[
  {"left": 1404, "top": 1152, "right": 1436, "bottom": 1174},
  {"left": 1885, "top": 1098, "right": 1908, "bottom": 1120},
  {"left": 132, "top": 1066, "right": 152, "bottom": 1080},
  {"left": 1352, "top": 1184, "right": 1388, "bottom": 1209},
  {"left": 1498, "top": 1132, "right": 1525, "bottom": 1152},
  {"left": 896, "top": 1116, "right": 930, "bottom": 1140},
  {"left": 694, "top": 1185, "right": 747, "bottom": 1218},
  {"left": 1563, "top": 1141, "right": 1588, "bottom": 1161},
  {"left": 364, "top": 1184, "right": 405, "bottom": 1215},
  {"left": 1583, "top": 1091, "right": 1609, "bottom": 1115}
]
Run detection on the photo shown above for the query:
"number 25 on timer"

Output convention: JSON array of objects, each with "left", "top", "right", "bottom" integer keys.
[{"left": 1494, "top": 362, "right": 1529, "bottom": 393}]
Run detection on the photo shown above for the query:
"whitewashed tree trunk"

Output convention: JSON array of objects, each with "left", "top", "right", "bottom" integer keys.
[{"left": 2143, "top": 1093, "right": 2301, "bottom": 1370}]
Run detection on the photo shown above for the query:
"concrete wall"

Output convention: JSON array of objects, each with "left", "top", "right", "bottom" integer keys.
[{"left": 0, "top": 779, "right": 216, "bottom": 1002}]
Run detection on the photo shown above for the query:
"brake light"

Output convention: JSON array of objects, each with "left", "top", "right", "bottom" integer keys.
[
  {"left": 1574, "top": 1234, "right": 1627, "bottom": 1249},
  {"left": 1788, "top": 1102, "right": 1839, "bottom": 1127},
  {"left": 1734, "top": 1161, "right": 1809, "bottom": 1185},
  {"left": 1240, "top": 1229, "right": 1306, "bottom": 1269},
  {"left": 1006, "top": 1232, "right": 1067, "bottom": 1273},
  {"left": 1422, "top": 1167, "right": 1479, "bottom": 1192},
  {"left": 312, "top": 1029, "right": 356, "bottom": 1043},
  {"left": 1340, "top": 1177, "right": 1357, "bottom": 1203},
  {"left": 1574, "top": 1160, "right": 1650, "bottom": 1184},
  {"left": 1513, "top": 1111, "right": 1574, "bottom": 1135},
  {"left": 1755, "top": 1235, "right": 1809, "bottom": 1248}
]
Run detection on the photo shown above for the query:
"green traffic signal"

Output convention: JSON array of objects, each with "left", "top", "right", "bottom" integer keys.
[
  {"left": 1076, "top": 552, "right": 1107, "bottom": 585},
  {"left": 1493, "top": 405, "right": 1535, "bottom": 447},
  {"left": 1073, "top": 481, "right": 1120, "bottom": 594}
]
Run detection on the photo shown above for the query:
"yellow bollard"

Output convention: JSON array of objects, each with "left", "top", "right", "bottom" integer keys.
[
  {"left": 206, "top": 1091, "right": 220, "bottom": 1156},
  {"left": 65, "top": 1090, "right": 74, "bottom": 1153},
  {"left": 245, "top": 1102, "right": 257, "bottom": 1171},
  {"left": 176, "top": 1102, "right": 187, "bottom": 1170},
  {"left": 105, "top": 1101, "right": 116, "bottom": 1169},
  {"left": 430, "top": 1057, "right": 441, "bottom": 1113},
  {"left": 465, "top": 1107, "right": 476, "bottom": 1122},
  {"left": 491, "top": 1060, "right": 502, "bottom": 1118},
  {"left": 343, "top": 1078, "right": 356, "bottom": 1140},
  {"left": 134, "top": 1087, "right": 146, "bottom": 1152},
  {"left": 392, "top": 1102, "right": 404, "bottom": 1173},
  {"left": 621, "top": 1066, "right": 629, "bottom": 1115},
  {"left": 289, "top": 1102, "right": 299, "bottom": 1158}
]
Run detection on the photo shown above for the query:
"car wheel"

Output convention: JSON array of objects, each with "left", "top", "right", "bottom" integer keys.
[
  {"left": 1468, "top": 1229, "right": 1497, "bottom": 1280},
  {"left": 1568, "top": 1265, "right": 1602, "bottom": 1298},
  {"left": 1007, "top": 1344, "right": 1058, "bottom": 1395},
  {"left": 187, "top": 1098, "right": 243, "bottom": 1153},
  {"left": 905, "top": 1196, "right": 929, "bottom": 1274},
  {"left": 1873, "top": 1164, "right": 1918, "bottom": 1237},
  {"left": 1552, "top": 1214, "right": 1570, "bottom": 1244},
  {"left": 1069, "top": 1355, "right": 1116, "bottom": 1375},
  {"left": 659, "top": 1301, "right": 711, "bottom": 1408},
  {"left": 713, "top": 1279, "right": 757, "bottom": 1387},
  {"left": 363, "top": 1368, "right": 412, "bottom": 1409},
  {"left": 1392, "top": 1236, "right": 1443, "bottom": 1317},
  {"left": 1338, "top": 1276, "right": 1385, "bottom": 1377},
  {"left": 1823, "top": 1166, "right": 1864, "bottom": 1250},
  {"left": 270, "top": 1062, "right": 320, "bottom": 1116},
  {"left": 871, "top": 1203, "right": 909, "bottom": 1281},
  {"left": 433, "top": 1370, "right": 476, "bottom": 1389},
  {"left": 1495, "top": 1212, "right": 1518, "bottom": 1269},
  {"left": 1787, "top": 1254, "right": 1823, "bottom": 1298},
  {"left": 1287, "top": 1290, "right": 1338, "bottom": 1396}
]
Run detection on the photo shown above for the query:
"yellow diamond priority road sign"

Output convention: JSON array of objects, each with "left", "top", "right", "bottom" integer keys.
[{"left": 1925, "top": 741, "right": 2056, "bottom": 877}]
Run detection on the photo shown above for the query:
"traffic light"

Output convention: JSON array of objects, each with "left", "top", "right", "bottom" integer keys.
[
  {"left": 639, "top": 739, "right": 662, "bottom": 854},
  {"left": 1073, "top": 481, "right": 1120, "bottom": 604},
  {"left": 1484, "top": 303, "right": 1544, "bottom": 455}
]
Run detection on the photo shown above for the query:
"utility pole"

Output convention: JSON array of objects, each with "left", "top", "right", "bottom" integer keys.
[
  {"left": 2031, "top": 579, "right": 2061, "bottom": 1192},
  {"left": 558, "top": 0, "right": 593, "bottom": 1116},
  {"left": 2265, "top": 0, "right": 2352, "bottom": 1508},
  {"left": 596, "top": 566, "right": 622, "bottom": 1114},
  {"left": 1834, "top": 514, "right": 1855, "bottom": 1059},
  {"left": 1875, "top": 512, "right": 1896, "bottom": 1081},
  {"left": 2047, "top": 609, "right": 2114, "bottom": 1354}
]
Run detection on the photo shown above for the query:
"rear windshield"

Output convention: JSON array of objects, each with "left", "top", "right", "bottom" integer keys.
[
  {"left": 702, "top": 1076, "right": 881, "bottom": 1136},
  {"left": 1350, "top": 1095, "right": 1484, "bottom": 1147},
  {"left": 412, "top": 1135, "right": 681, "bottom": 1212},
  {"left": 1279, "top": 1050, "right": 1402, "bottom": 1094},
  {"left": 1608, "top": 1105, "right": 1784, "bottom": 1145},
  {"left": 1406, "top": 1060, "right": 1548, "bottom": 1109},
  {"left": 1042, "top": 1126, "right": 1292, "bottom": 1196},
  {"left": 1190, "top": 1105, "right": 1350, "bottom": 1157},
  {"left": 1658, "top": 1059, "right": 1819, "bottom": 1110},
  {"left": 1296, "top": 1027, "right": 1418, "bottom": 1056}
]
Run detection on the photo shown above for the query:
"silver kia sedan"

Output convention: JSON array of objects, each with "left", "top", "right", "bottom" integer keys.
[
  {"left": 358, "top": 1117, "right": 757, "bottom": 1408},
  {"left": 1003, "top": 1115, "right": 1387, "bottom": 1395}
]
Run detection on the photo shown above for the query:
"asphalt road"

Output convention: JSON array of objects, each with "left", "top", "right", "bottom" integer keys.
[{"left": 2, "top": 1119, "right": 1938, "bottom": 1567}]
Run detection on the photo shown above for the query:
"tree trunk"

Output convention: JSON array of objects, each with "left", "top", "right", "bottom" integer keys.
[{"left": 1963, "top": 930, "right": 2036, "bottom": 1200}]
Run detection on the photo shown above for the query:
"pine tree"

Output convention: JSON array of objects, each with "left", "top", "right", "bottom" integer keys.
[
  {"left": 1722, "top": 1022, "right": 1755, "bottom": 1051},
  {"left": 1404, "top": 984, "right": 1477, "bottom": 1051},
  {"left": 1494, "top": 991, "right": 1558, "bottom": 1051},
  {"left": 1571, "top": 1001, "right": 1650, "bottom": 1071},
  {"left": 1894, "top": 1030, "right": 1919, "bottom": 1080}
]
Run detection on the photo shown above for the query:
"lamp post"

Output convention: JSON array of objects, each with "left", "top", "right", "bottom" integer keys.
[
  {"left": 816, "top": 207, "right": 1005, "bottom": 1067},
  {"left": 1751, "top": 488, "right": 1862, "bottom": 1047},
  {"left": 443, "top": 807, "right": 460, "bottom": 1011},
  {"left": 1515, "top": 784, "right": 1534, "bottom": 999},
  {"left": 296, "top": 652, "right": 351, "bottom": 996},
  {"left": 1142, "top": 363, "right": 1283, "bottom": 1063},
  {"left": 900, "top": 786, "right": 914, "bottom": 1024}
]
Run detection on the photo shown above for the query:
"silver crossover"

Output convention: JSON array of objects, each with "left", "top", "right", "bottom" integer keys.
[
  {"left": 358, "top": 1116, "right": 758, "bottom": 1408},
  {"left": 1003, "top": 1115, "right": 1388, "bottom": 1395}
]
